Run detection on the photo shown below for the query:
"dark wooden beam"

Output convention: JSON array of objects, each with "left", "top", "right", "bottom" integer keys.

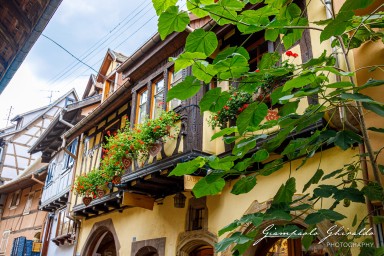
[
  {"left": 2, "top": 1, "right": 33, "bottom": 31},
  {"left": 93, "top": 205, "right": 109, "bottom": 213},
  {"left": 83, "top": 208, "right": 98, "bottom": 215}
]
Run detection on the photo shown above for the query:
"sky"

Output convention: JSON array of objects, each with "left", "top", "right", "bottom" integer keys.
[{"left": 0, "top": 0, "right": 163, "bottom": 128}]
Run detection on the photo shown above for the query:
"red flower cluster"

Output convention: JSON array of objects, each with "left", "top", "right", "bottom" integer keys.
[
  {"left": 238, "top": 103, "right": 249, "bottom": 113},
  {"left": 286, "top": 51, "right": 298, "bottom": 58}
]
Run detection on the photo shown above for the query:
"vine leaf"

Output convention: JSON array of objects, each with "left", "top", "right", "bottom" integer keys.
[
  {"left": 158, "top": 6, "right": 190, "bottom": 40},
  {"left": 185, "top": 29, "right": 218, "bottom": 56},
  {"left": 166, "top": 76, "right": 201, "bottom": 102},
  {"left": 303, "top": 169, "right": 324, "bottom": 192},
  {"left": 231, "top": 176, "right": 257, "bottom": 195}
]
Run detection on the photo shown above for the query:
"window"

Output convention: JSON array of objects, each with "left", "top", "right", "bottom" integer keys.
[
  {"left": 23, "top": 192, "right": 35, "bottom": 215},
  {"left": 46, "top": 163, "right": 56, "bottom": 185},
  {"left": 9, "top": 190, "right": 20, "bottom": 208},
  {"left": 168, "top": 69, "right": 183, "bottom": 110},
  {"left": 151, "top": 78, "right": 165, "bottom": 119},
  {"left": 56, "top": 208, "right": 75, "bottom": 237},
  {"left": 187, "top": 197, "right": 207, "bottom": 231},
  {"left": 63, "top": 139, "right": 78, "bottom": 171},
  {"left": 0, "top": 230, "right": 10, "bottom": 254},
  {"left": 136, "top": 89, "right": 148, "bottom": 124},
  {"left": 0, "top": 146, "right": 3, "bottom": 164}
]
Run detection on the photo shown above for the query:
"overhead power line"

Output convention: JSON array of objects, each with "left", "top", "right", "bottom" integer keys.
[{"left": 46, "top": 0, "right": 153, "bottom": 86}]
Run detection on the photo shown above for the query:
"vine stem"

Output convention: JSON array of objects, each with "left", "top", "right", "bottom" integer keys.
[{"left": 336, "top": 35, "right": 382, "bottom": 185}]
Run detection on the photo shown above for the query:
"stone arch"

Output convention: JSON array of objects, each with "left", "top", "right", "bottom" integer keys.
[
  {"left": 221, "top": 196, "right": 347, "bottom": 256},
  {"left": 80, "top": 219, "right": 120, "bottom": 256},
  {"left": 136, "top": 245, "right": 158, "bottom": 256},
  {"left": 176, "top": 230, "right": 217, "bottom": 256}
]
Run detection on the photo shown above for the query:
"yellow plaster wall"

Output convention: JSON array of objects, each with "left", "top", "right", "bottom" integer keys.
[{"left": 75, "top": 147, "right": 367, "bottom": 256}]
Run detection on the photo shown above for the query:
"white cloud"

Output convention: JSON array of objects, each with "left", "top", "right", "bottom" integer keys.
[{"left": 0, "top": 64, "right": 87, "bottom": 128}]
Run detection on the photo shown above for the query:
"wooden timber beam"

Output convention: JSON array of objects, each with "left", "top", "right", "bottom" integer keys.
[
  {"left": 83, "top": 208, "right": 98, "bottom": 215},
  {"left": 2, "top": 1, "right": 32, "bottom": 31}
]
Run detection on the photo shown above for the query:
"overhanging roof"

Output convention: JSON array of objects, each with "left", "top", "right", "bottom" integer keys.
[{"left": 0, "top": 0, "right": 63, "bottom": 94}]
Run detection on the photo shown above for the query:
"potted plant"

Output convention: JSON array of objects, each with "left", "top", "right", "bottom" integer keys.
[
  {"left": 73, "top": 169, "right": 107, "bottom": 205},
  {"left": 208, "top": 89, "right": 252, "bottom": 129},
  {"left": 138, "top": 111, "right": 180, "bottom": 156}
]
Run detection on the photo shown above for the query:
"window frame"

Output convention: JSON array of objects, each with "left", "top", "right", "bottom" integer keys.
[
  {"left": 63, "top": 138, "right": 78, "bottom": 172},
  {"left": 168, "top": 68, "right": 183, "bottom": 110},
  {"left": 136, "top": 88, "right": 148, "bottom": 124},
  {"left": 0, "top": 230, "right": 10, "bottom": 254},
  {"left": 23, "top": 192, "right": 35, "bottom": 215},
  {"left": 9, "top": 190, "right": 21, "bottom": 209},
  {"left": 55, "top": 207, "right": 75, "bottom": 238},
  {"left": 150, "top": 76, "right": 165, "bottom": 119}
]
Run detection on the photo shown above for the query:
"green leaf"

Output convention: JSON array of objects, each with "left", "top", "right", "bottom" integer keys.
[
  {"left": 339, "top": 0, "right": 375, "bottom": 12},
  {"left": 303, "top": 169, "right": 324, "bottom": 192},
  {"left": 363, "top": 102, "right": 384, "bottom": 117},
  {"left": 333, "top": 187, "right": 365, "bottom": 203},
  {"left": 218, "top": 221, "right": 240, "bottom": 236},
  {"left": 204, "top": 0, "right": 245, "bottom": 26},
  {"left": 211, "top": 127, "right": 238, "bottom": 141},
  {"left": 231, "top": 176, "right": 257, "bottom": 195},
  {"left": 260, "top": 159, "right": 284, "bottom": 176},
  {"left": 358, "top": 239, "right": 375, "bottom": 256},
  {"left": 302, "top": 225, "right": 316, "bottom": 250},
  {"left": 252, "top": 149, "right": 269, "bottom": 162},
  {"left": 215, "top": 53, "right": 249, "bottom": 79},
  {"left": 158, "top": 6, "right": 190, "bottom": 40},
  {"left": 169, "top": 156, "right": 206, "bottom": 176},
  {"left": 152, "top": 0, "right": 178, "bottom": 15},
  {"left": 326, "top": 81, "right": 354, "bottom": 88},
  {"left": 170, "top": 52, "right": 206, "bottom": 72},
  {"left": 193, "top": 175, "right": 226, "bottom": 198},
  {"left": 265, "top": 210, "right": 292, "bottom": 221},
  {"left": 305, "top": 209, "right": 346, "bottom": 225},
  {"left": 192, "top": 61, "right": 217, "bottom": 83},
  {"left": 321, "top": 11, "right": 354, "bottom": 42},
  {"left": 313, "top": 185, "right": 337, "bottom": 198},
  {"left": 302, "top": 50, "right": 327, "bottom": 68},
  {"left": 334, "top": 130, "right": 362, "bottom": 150},
  {"left": 283, "top": 73, "right": 316, "bottom": 91},
  {"left": 166, "top": 76, "right": 201, "bottom": 102},
  {"left": 368, "top": 127, "right": 384, "bottom": 133},
  {"left": 379, "top": 165, "right": 384, "bottom": 175},
  {"left": 273, "top": 177, "right": 296, "bottom": 204},
  {"left": 322, "top": 169, "right": 343, "bottom": 180},
  {"left": 185, "top": 29, "right": 218, "bottom": 56},
  {"left": 352, "top": 214, "right": 357, "bottom": 227},
  {"left": 357, "top": 79, "right": 384, "bottom": 91},
  {"left": 236, "top": 102, "right": 268, "bottom": 135},
  {"left": 258, "top": 52, "right": 280, "bottom": 70},
  {"left": 213, "top": 46, "right": 250, "bottom": 64},
  {"left": 265, "top": 29, "right": 279, "bottom": 42},
  {"left": 290, "top": 204, "right": 311, "bottom": 211},
  {"left": 362, "top": 182, "right": 384, "bottom": 201},
  {"left": 316, "top": 66, "right": 354, "bottom": 76},
  {"left": 186, "top": 0, "right": 214, "bottom": 18},
  {"left": 233, "top": 135, "right": 267, "bottom": 157},
  {"left": 199, "top": 87, "right": 221, "bottom": 112},
  {"left": 215, "top": 232, "right": 251, "bottom": 252},
  {"left": 340, "top": 92, "right": 374, "bottom": 102},
  {"left": 209, "top": 156, "right": 235, "bottom": 171}
]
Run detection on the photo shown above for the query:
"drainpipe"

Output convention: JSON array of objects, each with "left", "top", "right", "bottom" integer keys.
[
  {"left": 59, "top": 112, "right": 74, "bottom": 128},
  {"left": 31, "top": 174, "right": 45, "bottom": 186}
]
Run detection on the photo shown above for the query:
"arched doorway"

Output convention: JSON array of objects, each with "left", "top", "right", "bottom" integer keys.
[
  {"left": 176, "top": 230, "right": 217, "bottom": 256},
  {"left": 136, "top": 245, "right": 159, "bottom": 256},
  {"left": 81, "top": 219, "right": 120, "bottom": 256},
  {"left": 190, "top": 245, "right": 214, "bottom": 256},
  {"left": 92, "top": 231, "right": 117, "bottom": 256}
]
